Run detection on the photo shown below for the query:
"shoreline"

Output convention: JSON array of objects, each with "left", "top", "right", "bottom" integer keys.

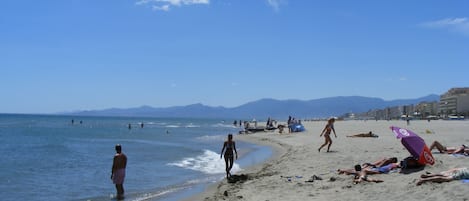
[
  {"left": 184, "top": 126, "right": 301, "bottom": 201},
  {"left": 186, "top": 120, "right": 469, "bottom": 201},
  {"left": 183, "top": 132, "right": 290, "bottom": 201}
]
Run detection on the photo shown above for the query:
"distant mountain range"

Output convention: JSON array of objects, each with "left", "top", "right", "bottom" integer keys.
[{"left": 67, "top": 95, "right": 440, "bottom": 120}]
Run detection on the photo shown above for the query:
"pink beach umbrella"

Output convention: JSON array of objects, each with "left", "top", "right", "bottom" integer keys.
[{"left": 390, "top": 126, "right": 435, "bottom": 165}]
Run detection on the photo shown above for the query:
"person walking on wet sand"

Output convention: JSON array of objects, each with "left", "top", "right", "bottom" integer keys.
[
  {"left": 318, "top": 118, "right": 337, "bottom": 152},
  {"left": 111, "top": 144, "right": 127, "bottom": 200},
  {"left": 220, "top": 134, "right": 238, "bottom": 178}
]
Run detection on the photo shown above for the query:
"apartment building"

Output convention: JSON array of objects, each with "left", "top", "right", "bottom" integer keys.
[{"left": 439, "top": 87, "right": 469, "bottom": 117}]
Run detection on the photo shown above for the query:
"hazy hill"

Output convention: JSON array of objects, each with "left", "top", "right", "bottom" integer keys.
[{"left": 69, "top": 95, "right": 439, "bottom": 119}]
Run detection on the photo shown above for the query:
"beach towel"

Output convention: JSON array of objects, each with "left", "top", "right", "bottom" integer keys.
[{"left": 451, "top": 153, "right": 469, "bottom": 157}]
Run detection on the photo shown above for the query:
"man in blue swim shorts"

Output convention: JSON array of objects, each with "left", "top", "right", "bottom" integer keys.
[{"left": 367, "top": 162, "right": 401, "bottom": 174}]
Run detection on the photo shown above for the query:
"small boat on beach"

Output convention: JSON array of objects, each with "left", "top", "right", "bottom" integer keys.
[
  {"left": 247, "top": 127, "right": 266, "bottom": 132},
  {"left": 289, "top": 123, "right": 305, "bottom": 132}
]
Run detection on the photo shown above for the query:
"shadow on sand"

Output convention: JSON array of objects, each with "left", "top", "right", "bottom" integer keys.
[{"left": 227, "top": 174, "right": 248, "bottom": 184}]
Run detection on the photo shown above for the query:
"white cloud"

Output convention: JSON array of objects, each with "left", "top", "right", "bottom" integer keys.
[
  {"left": 136, "top": 0, "right": 209, "bottom": 12},
  {"left": 421, "top": 17, "right": 469, "bottom": 36},
  {"left": 266, "top": 0, "right": 286, "bottom": 12},
  {"left": 153, "top": 4, "right": 170, "bottom": 11},
  {"left": 135, "top": 0, "right": 148, "bottom": 5}
]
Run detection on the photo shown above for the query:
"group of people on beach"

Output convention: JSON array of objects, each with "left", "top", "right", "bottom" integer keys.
[
  {"left": 416, "top": 141, "right": 469, "bottom": 185},
  {"left": 219, "top": 118, "right": 469, "bottom": 189},
  {"left": 338, "top": 157, "right": 415, "bottom": 184},
  {"left": 337, "top": 153, "right": 468, "bottom": 185},
  {"left": 314, "top": 117, "right": 469, "bottom": 186},
  {"left": 110, "top": 118, "right": 468, "bottom": 199},
  {"left": 335, "top": 140, "right": 468, "bottom": 185},
  {"left": 221, "top": 117, "right": 339, "bottom": 179}
]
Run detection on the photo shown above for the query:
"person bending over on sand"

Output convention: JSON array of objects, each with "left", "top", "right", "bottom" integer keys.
[
  {"left": 347, "top": 131, "right": 378, "bottom": 138},
  {"left": 417, "top": 167, "right": 469, "bottom": 185},
  {"left": 220, "top": 134, "right": 238, "bottom": 178},
  {"left": 111, "top": 144, "right": 127, "bottom": 200},
  {"left": 429, "top": 141, "right": 468, "bottom": 154},
  {"left": 277, "top": 124, "right": 286, "bottom": 134},
  {"left": 318, "top": 118, "right": 337, "bottom": 152}
]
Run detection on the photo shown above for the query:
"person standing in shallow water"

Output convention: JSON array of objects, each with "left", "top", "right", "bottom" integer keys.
[
  {"left": 220, "top": 134, "right": 238, "bottom": 178},
  {"left": 111, "top": 144, "right": 127, "bottom": 200},
  {"left": 318, "top": 118, "right": 337, "bottom": 152}
]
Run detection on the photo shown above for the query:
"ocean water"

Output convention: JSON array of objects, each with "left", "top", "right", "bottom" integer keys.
[{"left": 0, "top": 114, "right": 272, "bottom": 201}]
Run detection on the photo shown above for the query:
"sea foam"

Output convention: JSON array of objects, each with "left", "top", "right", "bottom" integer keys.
[
  {"left": 168, "top": 149, "right": 241, "bottom": 174},
  {"left": 195, "top": 135, "right": 225, "bottom": 142}
]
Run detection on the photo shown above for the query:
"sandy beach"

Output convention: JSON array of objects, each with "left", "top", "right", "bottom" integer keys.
[{"left": 189, "top": 120, "right": 469, "bottom": 201}]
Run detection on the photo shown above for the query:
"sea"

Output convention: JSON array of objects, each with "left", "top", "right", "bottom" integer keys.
[{"left": 0, "top": 114, "right": 273, "bottom": 201}]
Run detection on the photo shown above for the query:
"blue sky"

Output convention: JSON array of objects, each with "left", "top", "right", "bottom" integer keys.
[{"left": 1, "top": 0, "right": 469, "bottom": 114}]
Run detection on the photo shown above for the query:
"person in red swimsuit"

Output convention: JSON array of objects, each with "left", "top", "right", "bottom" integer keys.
[{"left": 319, "top": 118, "right": 337, "bottom": 152}]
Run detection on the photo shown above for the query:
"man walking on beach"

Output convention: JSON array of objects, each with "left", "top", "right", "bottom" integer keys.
[{"left": 111, "top": 144, "right": 127, "bottom": 200}]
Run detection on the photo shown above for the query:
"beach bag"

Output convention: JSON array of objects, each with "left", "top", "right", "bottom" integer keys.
[{"left": 401, "top": 156, "right": 425, "bottom": 169}]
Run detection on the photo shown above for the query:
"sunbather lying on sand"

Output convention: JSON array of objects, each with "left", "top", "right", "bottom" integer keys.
[
  {"left": 338, "top": 161, "right": 400, "bottom": 175},
  {"left": 363, "top": 157, "right": 398, "bottom": 168},
  {"left": 417, "top": 167, "right": 469, "bottom": 185},
  {"left": 347, "top": 131, "right": 378, "bottom": 138},
  {"left": 338, "top": 157, "right": 398, "bottom": 175},
  {"left": 429, "top": 141, "right": 468, "bottom": 154},
  {"left": 353, "top": 164, "right": 383, "bottom": 184}
]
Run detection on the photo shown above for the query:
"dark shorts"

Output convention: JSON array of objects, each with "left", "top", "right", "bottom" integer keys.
[
  {"left": 224, "top": 154, "right": 234, "bottom": 160},
  {"left": 112, "top": 169, "right": 126, "bottom": 184}
]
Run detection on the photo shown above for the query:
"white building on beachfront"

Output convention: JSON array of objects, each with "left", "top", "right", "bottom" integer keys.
[
  {"left": 415, "top": 101, "right": 439, "bottom": 118},
  {"left": 439, "top": 87, "right": 469, "bottom": 117}
]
